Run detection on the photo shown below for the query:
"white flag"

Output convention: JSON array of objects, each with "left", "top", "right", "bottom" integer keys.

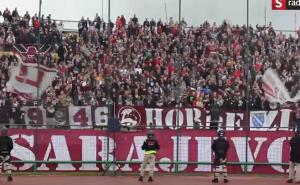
[
  {"left": 6, "top": 53, "right": 56, "bottom": 100},
  {"left": 262, "top": 68, "right": 300, "bottom": 104}
]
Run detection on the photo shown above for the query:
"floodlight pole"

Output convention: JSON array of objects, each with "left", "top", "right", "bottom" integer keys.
[
  {"left": 247, "top": 0, "right": 249, "bottom": 29},
  {"left": 32, "top": 0, "right": 43, "bottom": 172},
  {"left": 179, "top": 0, "right": 181, "bottom": 23},
  {"left": 174, "top": 0, "right": 183, "bottom": 174},
  {"left": 264, "top": 5, "right": 267, "bottom": 26},
  {"left": 245, "top": 0, "right": 250, "bottom": 174},
  {"left": 164, "top": 0, "right": 168, "bottom": 23},
  {"left": 102, "top": 0, "right": 104, "bottom": 19},
  {"left": 105, "top": 0, "right": 112, "bottom": 174},
  {"left": 108, "top": 0, "right": 110, "bottom": 33}
]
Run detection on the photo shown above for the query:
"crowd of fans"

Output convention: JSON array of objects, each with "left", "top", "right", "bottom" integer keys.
[
  {"left": 0, "top": 8, "right": 62, "bottom": 46},
  {"left": 0, "top": 7, "right": 300, "bottom": 122}
]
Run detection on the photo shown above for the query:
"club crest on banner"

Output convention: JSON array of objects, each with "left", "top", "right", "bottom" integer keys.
[
  {"left": 13, "top": 44, "right": 51, "bottom": 59},
  {"left": 250, "top": 111, "right": 267, "bottom": 130},
  {"left": 117, "top": 106, "right": 141, "bottom": 127}
]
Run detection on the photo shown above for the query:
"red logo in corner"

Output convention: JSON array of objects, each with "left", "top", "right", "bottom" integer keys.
[{"left": 272, "top": 0, "right": 287, "bottom": 10}]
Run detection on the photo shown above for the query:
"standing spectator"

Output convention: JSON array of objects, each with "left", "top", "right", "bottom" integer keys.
[
  {"left": 95, "top": 14, "right": 102, "bottom": 31},
  {"left": 10, "top": 99, "right": 24, "bottom": 127},
  {"left": 2, "top": 8, "right": 10, "bottom": 22},
  {"left": 0, "top": 127, "right": 13, "bottom": 182},
  {"left": 5, "top": 31, "right": 15, "bottom": 47},
  {"left": 46, "top": 14, "right": 52, "bottom": 25},
  {"left": 138, "top": 130, "right": 160, "bottom": 182},
  {"left": 295, "top": 102, "right": 300, "bottom": 131},
  {"left": 24, "top": 11, "right": 30, "bottom": 25},
  {"left": 209, "top": 102, "right": 221, "bottom": 130},
  {"left": 180, "top": 17, "right": 187, "bottom": 28},
  {"left": 0, "top": 107, "right": 9, "bottom": 126},
  {"left": 115, "top": 16, "right": 121, "bottom": 29},
  {"left": 11, "top": 8, "right": 18, "bottom": 22},
  {"left": 0, "top": 11, "right": 3, "bottom": 24},
  {"left": 108, "top": 19, "right": 114, "bottom": 33},
  {"left": 132, "top": 14, "right": 138, "bottom": 25},
  {"left": 287, "top": 130, "right": 300, "bottom": 183},
  {"left": 33, "top": 16, "right": 39, "bottom": 29},
  {"left": 120, "top": 15, "right": 126, "bottom": 27},
  {"left": 150, "top": 18, "right": 156, "bottom": 30},
  {"left": 212, "top": 130, "right": 229, "bottom": 183},
  {"left": 78, "top": 17, "right": 86, "bottom": 36},
  {"left": 143, "top": 18, "right": 150, "bottom": 28}
]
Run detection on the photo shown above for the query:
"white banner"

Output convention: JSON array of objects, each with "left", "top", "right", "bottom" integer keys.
[{"left": 6, "top": 54, "right": 56, "bottom": 100}]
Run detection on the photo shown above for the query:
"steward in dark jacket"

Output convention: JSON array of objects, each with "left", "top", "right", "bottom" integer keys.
[{"left": 211, "top": 130, "right": 229, "bottom": 183}]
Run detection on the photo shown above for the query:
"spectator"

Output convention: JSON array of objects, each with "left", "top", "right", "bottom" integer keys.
[
  {"left": 132, "top": 14, "right": 138, "bottom": 25},
  {"left": 209, "top": 102, "right": 221, "bottom": 130},
  {"left": 287, "top": 130, "right": 300, "bottom": 183},
  {"left": 11, "top": 8, "right": 18, "bottom": 22},
  {"left": 2, "top": 8, "right": 11, "bottom": 22}
]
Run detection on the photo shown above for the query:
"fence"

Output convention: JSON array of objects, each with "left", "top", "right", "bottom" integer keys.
[{"left": 8, "top": 124, "right": 294, "bottom": 175}]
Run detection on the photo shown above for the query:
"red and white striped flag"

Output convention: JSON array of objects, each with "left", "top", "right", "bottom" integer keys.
[
  {"left": 6, "top": 53, "right": 56, "bottom": 100},
  {"left": 262, "top": 68, "right": 300, "bottom": 104}
]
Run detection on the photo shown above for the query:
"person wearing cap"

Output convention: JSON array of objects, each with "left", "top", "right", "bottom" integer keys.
[
  {"left": 138, "top": 130, "right": 160, "bottom": 182},
  {"left": 211, "top": 130, "right": 229, "bottom": 183},
  {"left": 0, "top": 127, "right": 13, "bottom": 182},
  {"left": 287, "top": 130, "right": 300, "bottom": 183}
]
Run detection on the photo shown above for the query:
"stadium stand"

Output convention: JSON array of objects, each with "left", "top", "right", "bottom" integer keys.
[{"left": 0, "top": 8, "right": 299, "bottom": 114}]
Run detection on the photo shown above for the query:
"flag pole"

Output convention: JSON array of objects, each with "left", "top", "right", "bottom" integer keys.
[
  {"left": 179, "top": 0, "right": 181, "bottom": 23},
  {"left": 244, "top": 0, "right": 250, "bottom": 174},
  {"left": 164, "top": 0, "right": 168, "bottom": 23},
  {"left": 102, "top": 0, "right": 104, "bottom": 20},
  {"left": 37, "top": 0, "right": 42, "bottom": 105},
  {"left": 295, "top": 12, "right": 297, "bottom": 37}
]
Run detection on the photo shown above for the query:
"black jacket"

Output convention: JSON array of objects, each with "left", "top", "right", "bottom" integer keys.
[
  {"left": 212, "top": 137, "right": 229, "bottom": 159},
  {"left": 290, "top": 135, "right": 300, "bottom": 163},
  {"left": 141, "top": 139, "right": 160, "bottom": 152},
  {"left": 0, "top": 136, "right": 13, "bottom": 155}
]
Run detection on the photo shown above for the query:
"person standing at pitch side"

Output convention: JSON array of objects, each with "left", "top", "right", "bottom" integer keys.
[
  {"left": 212, "top": 130, "right": 229, "bottom": 183},
  {"left": 287, "top": 130, "right": 300, "bottom": 183},
  {"left": 138, "top": 130, "right": 160, "bottom": 182},
  {"left": 0, "top": 127, "right": 13, "bottom": 182}
]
